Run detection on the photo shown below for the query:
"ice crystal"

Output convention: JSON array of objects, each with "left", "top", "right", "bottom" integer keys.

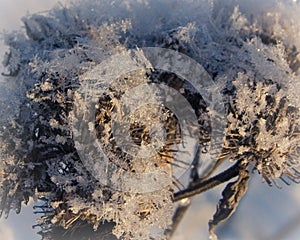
[
  {"left": 0, "top": 0, "right": 300, "bottom": 240},
  {"left": 222, "top": 72, "right": 300, "bottom": 186}
]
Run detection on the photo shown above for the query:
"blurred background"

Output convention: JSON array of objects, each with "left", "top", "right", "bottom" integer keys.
[{"left": 0, "top": 1, "right": 300, "bottom": 240}]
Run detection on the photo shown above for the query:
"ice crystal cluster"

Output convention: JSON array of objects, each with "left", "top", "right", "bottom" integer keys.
[
  {"left": 0, "top": 0, "right": 300, "bottom": 239},
  {"left": 224, "top": 72, "right": 300, "bottom": 186}
]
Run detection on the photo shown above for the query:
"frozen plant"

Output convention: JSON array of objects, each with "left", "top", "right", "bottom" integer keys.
[{"left": 0, "top": 0, "right": 300, "bottom": 240}]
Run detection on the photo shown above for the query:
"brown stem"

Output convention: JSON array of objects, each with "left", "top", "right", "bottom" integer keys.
[
  {"left": 174, "top": 161, "right": 241, "bottom": 202},
  {"left": 165, "top": 200, "right": 191, "bottom": 239}
]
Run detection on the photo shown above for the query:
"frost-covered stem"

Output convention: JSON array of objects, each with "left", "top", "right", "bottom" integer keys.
[
  {"left": 165, "top": 200, "right": 191, "bottom": 239},
  {"left": 174, "top": 161, "right": 241, "bottom": 202},
  {"left": 165, "top": 149, "right": 200, "bottom": 238}
]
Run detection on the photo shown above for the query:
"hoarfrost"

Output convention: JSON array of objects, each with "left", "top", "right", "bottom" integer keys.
[{"left": 0, "top": 0, "right": 300, "bottom": 239}]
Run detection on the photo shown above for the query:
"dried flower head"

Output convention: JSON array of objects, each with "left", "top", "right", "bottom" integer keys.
[{"left": 221, "top": 72, "right": 300, "bottom": 186}]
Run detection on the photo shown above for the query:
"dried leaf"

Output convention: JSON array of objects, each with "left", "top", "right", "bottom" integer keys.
[{"left": 209, "top": 169, "right": 250, "bottom": 240}]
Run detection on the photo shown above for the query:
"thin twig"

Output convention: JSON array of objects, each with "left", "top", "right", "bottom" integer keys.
[
  {"left": 174, "top": 161, "right": 241, "bottom": 202},
  {"left": 165, "top": 199, "right": 191, "bottom": 240},
  {"left": 165, "top": 149, "right": 201, "bottom": 239}
]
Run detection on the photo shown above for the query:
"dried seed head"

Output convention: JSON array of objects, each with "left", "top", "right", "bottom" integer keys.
[{"left": 222, "top": 72, "right": 300, "bottom": 186}]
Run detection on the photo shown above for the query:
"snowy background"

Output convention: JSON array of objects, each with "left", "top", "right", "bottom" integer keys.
[{"left": 1, "top": 1, "right": 300, "bottom": 240}]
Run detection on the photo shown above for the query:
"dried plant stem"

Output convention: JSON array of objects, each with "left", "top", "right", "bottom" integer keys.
[
  {"left": 167, "top": 161, "right": 242, "bottom": 239},
  {"left": 174, "top": 161, "right": 241, "bottom": 202},
  {"left": 165, "top": 199, "right": 191, "bottom": 240},
  {"left": 166, "top": 149, "right": 201, "bottom": 239}
]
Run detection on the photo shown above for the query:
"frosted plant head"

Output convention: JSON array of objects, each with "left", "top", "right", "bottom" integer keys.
[
  {"left": 72, "top": 47, "right": 225, "bottom": 193},
  {"left": 222, "top": 72, "right": 300, "bottom": 186}
]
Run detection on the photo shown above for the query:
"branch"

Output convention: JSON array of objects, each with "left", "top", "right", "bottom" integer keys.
[
  {"left": 165, "top": 199, "right": 191, "bottom": 239},
  {"left": 173, "top": 161, "right": 241, "bottom": 202},
  {"left": 165, "top": 148, "right": 201, "bottom": 239}
]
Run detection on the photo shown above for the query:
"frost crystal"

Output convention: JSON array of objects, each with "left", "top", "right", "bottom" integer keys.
[
  {"left": 0, "top": 0, "right": 300, "bottom": 240},
  {"left": 222, "top": 72, "right": 300, "bottom": 186}
]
